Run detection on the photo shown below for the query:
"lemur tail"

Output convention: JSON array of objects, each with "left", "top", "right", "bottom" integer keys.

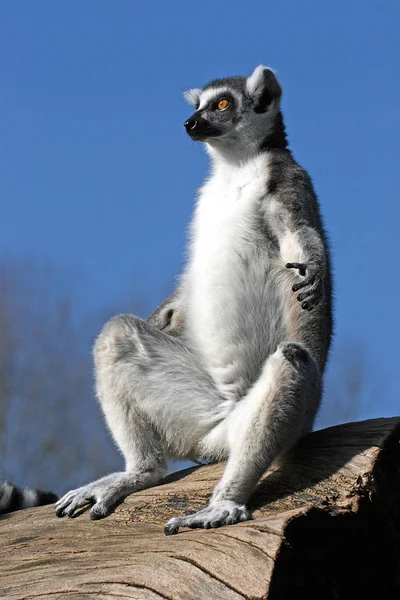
[{"left": 0, "top": 480, "right": 58, "bottom": 516}]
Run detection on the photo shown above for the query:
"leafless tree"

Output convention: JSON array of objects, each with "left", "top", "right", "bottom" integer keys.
[
  {"left": 316, "top": 340, "right": 377, "bottom": 429},
  {"left": 0, "top": 259, "right": 123, "bottom": 493}
]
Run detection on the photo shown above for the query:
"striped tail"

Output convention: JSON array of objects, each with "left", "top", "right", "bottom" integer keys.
[{"left": 0, "top": 480, "right": 58, "bottom": 515}]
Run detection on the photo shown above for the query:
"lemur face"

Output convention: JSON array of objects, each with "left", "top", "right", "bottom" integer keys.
[
  {"left": 184, "top": 66, "right": 282, "bottom": 144},
  {"left": 184, "top": 85, "right": 243, "bottom": 142}
]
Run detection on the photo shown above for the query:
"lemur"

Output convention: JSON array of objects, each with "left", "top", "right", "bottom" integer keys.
[{"left": 54, "top": 66, "right": 332, "bottom": 533}]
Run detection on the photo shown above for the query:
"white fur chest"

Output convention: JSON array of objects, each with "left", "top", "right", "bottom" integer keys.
[{"left": 184, "top": 154, "right": 269, "bottom": 381}]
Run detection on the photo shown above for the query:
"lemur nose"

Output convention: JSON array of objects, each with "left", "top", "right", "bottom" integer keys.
[{"left": 184, "top": 118, "right": 198, "bottom": 131}]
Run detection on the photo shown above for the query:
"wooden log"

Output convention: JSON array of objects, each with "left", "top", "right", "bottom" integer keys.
[{"left": 1, "top": 417, "right": 400, "bottom": 599}]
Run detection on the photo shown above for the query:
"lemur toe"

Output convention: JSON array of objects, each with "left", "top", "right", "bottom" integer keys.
[
  {"left": 297, "top": 289, "right": 313, "bottom": 302},
  {"left": 286, "top": 262, "right": 307, "bottom": 276},
  {"left": 210, "top": 519, "right": 223, "bottom": 528},
  {"left": 302, "top": 295, "right": 322, "bottom": 311},
  {"left": 164, "top": 518, "right": 182, "bottom": 535},
  {"left": 90, "top": 505, "right": 108, "bottom": 520},
  {"left": 292, "top": 275, "right": 315, "bottom": 292}
]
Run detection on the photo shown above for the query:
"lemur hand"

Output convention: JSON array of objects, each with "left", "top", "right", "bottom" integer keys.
[{"left": 285, "top": 262, "right": 324, "bottom": 311}]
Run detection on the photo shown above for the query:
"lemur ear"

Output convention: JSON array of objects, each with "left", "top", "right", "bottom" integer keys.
[
  {"left": 246, "top": 65, "right": 282, "bottom": 113},
  {"left": 184, "top": 88, "right": 202, "bottom": 107}
]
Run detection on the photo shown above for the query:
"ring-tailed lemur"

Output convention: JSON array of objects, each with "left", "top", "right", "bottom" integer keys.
[
  {"left": 55, "top": 65, "right": 332, "bottom": 534},
  {"left": 0, "top": 480, "right": 58, "bottom": 515}
]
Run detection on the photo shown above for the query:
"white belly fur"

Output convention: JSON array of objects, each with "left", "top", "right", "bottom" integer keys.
[{"left": 185, "top": 155, "right": 272, "bottom": 386}]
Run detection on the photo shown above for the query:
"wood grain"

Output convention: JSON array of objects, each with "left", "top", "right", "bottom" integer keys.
[{"left": 1, "top": 417, "right": 400, "bottom": 599}]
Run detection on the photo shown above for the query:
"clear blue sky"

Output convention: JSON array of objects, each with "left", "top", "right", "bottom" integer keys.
[{"left": 1, "top": 1, "right": 399, "bottom": 422}]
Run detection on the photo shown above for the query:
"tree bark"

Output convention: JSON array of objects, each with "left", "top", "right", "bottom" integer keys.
[{"left": 1, "top": 417, "right": 400, "bottom": 599}]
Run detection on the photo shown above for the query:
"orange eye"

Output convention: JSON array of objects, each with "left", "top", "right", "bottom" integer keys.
[{"left": 217, "top": 98, "right": 230, "bottom": 111}]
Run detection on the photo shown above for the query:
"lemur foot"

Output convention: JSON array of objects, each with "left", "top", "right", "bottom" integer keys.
[
  {"left": 164, "top": 500, "right": 250, "bottom": 535},
  {"left": 285, "top": 262, "right": 323, "bottom": 311},
  {"left": 55, "top": 474, "right": 129, "bottom": 520}
]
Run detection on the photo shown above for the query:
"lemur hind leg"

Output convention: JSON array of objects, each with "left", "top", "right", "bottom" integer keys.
[
  {"left": 56, "top": 314, "right": 228, "bottom": 520},
  {"left": 164, "top": 341, "right": 321, "bottom": 534}
]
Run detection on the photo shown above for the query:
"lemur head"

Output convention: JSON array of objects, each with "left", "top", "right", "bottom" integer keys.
[{"left": 184, "top": 65, "right": 287, "bottom": 161}]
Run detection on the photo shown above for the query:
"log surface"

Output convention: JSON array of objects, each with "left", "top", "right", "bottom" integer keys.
[{"left": 1, "top": 417, "right": 400, "bottom": 599}]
